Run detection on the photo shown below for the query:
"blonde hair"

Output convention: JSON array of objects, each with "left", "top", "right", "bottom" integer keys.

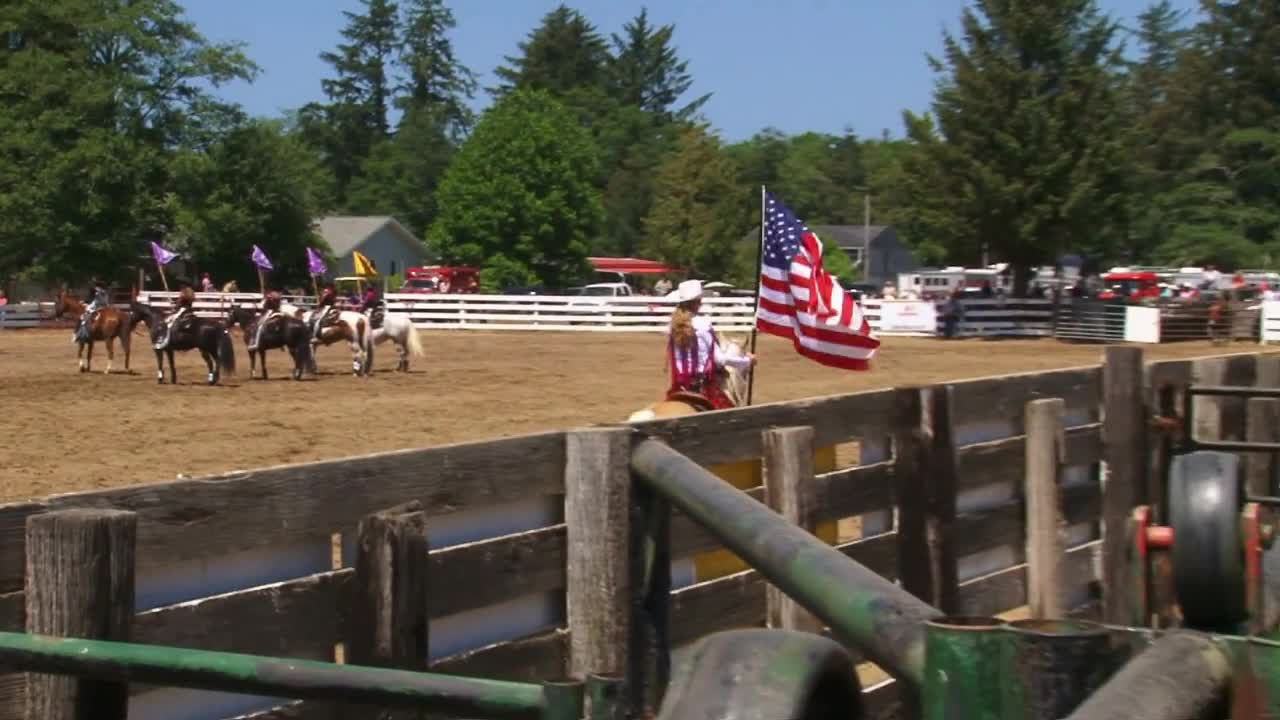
[{"left": 670, "top": 300, "right": 699, "bottom": 350}]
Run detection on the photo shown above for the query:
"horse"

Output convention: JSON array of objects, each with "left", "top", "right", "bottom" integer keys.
[
  {"left": 280, "top": 303, "right": 371, "bottom": 376},
  {"left": 367, "top": 306, "right": 425, "bottom": 373},
  {"left": 225, "top": 305, "right": 313, "bottom": 381},
  {"left": 52, "top": 290, "right": 143, "bottom": 374},
  {"left": 149, "top": 308, "right": 237, "bottom": 385},
  {"left": 626, "top": 337, "right": 753, "bottom": 422}
]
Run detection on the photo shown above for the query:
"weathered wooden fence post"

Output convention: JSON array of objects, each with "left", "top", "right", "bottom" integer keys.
[
  {"left": 566, "top": 428, "right": 666, "bottom": 719},
  {"left": 343, "top": 501, "right": 429, "bottom": 719},
  {"left": 24, "top": 508, "right": 137, "bottom": 720},
  {"left": 895, "top": 384, "right": 959, "bottom": 612},
  {"left": 1024, "top": 398, "right": 1066, "bottom": 618},
  {"left": 1102, "top": 346, "right": 1146, "bottom": 625},
  {"left": 762, "top": 426, "right": 823, "bottom": 633}
]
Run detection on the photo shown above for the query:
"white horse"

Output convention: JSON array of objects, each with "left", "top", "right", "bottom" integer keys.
[
  {"left": 627, "top": 338, "right": 752, "bottom": 422},
  {"left": 281, "top": 303, "right": 371, "bottom": 376},
  {"left": 368, "top": 311, "right": 425, "bottom": 373}
]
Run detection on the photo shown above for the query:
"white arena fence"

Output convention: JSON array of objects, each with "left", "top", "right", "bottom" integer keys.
[{"left": 121, "top": 291, "right": 1055, "bottom": 337}]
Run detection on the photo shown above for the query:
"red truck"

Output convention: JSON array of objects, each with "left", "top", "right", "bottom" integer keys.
[{"left": 400, "top": 266, "right": 481, "bottom": 294}]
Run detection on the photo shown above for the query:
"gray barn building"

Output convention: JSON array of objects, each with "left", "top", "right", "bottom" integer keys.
[
  {"left": 313, "top": 216, "right": 431, "bottom": 278},
  {"left": 744, "top": 223, "right": 918, "bottom": 286}
]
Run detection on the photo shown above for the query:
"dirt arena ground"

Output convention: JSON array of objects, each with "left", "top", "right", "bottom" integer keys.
[{"left": 0, "top": 327, "right": 1264, "bottom": 502}]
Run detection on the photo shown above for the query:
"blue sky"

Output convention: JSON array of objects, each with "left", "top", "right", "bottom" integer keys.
[{"left": 181, "top": 0, "right": 1201, "bottom": 143}]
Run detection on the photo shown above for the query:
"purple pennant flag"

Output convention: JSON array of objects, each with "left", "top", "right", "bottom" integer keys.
[
  {"left": 306, "top": 247, "right": 327, "bottom": 276},
  {"left": 250, "top": 244, "right": 273, "bottom": 271},
  {"left": 150, "top": 241, "right": 178, "bottom": 266}
]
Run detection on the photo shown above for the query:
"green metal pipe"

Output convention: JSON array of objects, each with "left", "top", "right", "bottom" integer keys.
[
  {"left": 630, "top": 439, "right": 943, "bottom": 689},
  {"left": 1001, "top": 619, "right": 1114, "bottom": 720},
  {"left": 542, "top": 679, "right": 584, "bottom": 720},
  {"left": 922, "top": 617, "right": 1007, "bottom": 720},
  {"left": 1062, "top": 631, "right": 1231, "bottom": 720},
  {"left": 0, "top": 631, "right": 544, "bottom": 718},
  {"left": 586, "top": 674, "right": 623, "bottom": 720}
]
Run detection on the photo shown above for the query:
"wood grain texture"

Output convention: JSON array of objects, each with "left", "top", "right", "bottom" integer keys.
[
  {"left": 950, "top": 366, "right": 1102, "bottom": 430},
  {"left": 346, "top": 503, "right": 429, "bottom": 671},
  {"left": 430, "top": 630, "right": 568, "bottom": 682},
  {"left": 955, "top": 424, "right": 1102, "bottom": 492},
  {"left": 956, "top": 542, "right": 1099, "bottom": 617},
  {"left": 1102, "top": 346, "right": 1147, "bottom": 625},
  {"left": 428, "top": 524, "right": 565, "bottom": 618},
  {"left": 809, "top": 461, "right": 894, "bottom": 526},
  {"left": 0, "top": 431, "right": 565, "bottom": 593},
  {"left": 565, "top": 429, "right": 633, "bottom": 679},
  {"left": 0, "top": 594, "right": 19, "bottom": 632},
  {"left": 896, "top": 386, "right": 959, "bottom": 613},
  {"left": 951, "top": 482, "right": 1099, "bottom": 560},
  {"left": 25, "top": 509, "right": 137, "bottom": 720},
  {"left": 1024, "top": 399, "right": 1066, "bottom": 618},
  {"left": 628, "top": 388, "right": 899, "bottom": 467},
  {"left": 762, "top": 427, "right": 822, "bottom": 633}
]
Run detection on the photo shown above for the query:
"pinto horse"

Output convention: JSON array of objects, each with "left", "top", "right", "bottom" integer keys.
[
  {"left": 280, "top": 303, "right": 371, "bottom": 376},
  {"left": 149, "top": 309, "right": 236, "bottom": 385},
  {"left": 626, "top": 338, "right": 753, "bottom": 422},
  {"left": 52, "top": 290, "right": 143, "bottom": 374},
  {"left": 225, "top": 305, "right": 313, "bottom": 381},
  {"left": 367, "top": 307, "right": 425, "bottom": 373}
]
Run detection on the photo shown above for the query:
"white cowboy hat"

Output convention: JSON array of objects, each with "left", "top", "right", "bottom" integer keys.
[{"left": 667, "top": 279, "right": 703, "bottom": 303}]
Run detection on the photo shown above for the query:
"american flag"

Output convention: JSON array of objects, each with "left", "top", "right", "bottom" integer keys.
[{"left": 755, "top": 190, "right": 880, "bottom": 370}]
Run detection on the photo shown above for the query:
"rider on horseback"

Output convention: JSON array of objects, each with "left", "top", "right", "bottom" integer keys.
[
  {"left": 665, "top": 279, "right": 755, "bottom": 410},
  {"left": 155, "top": 287, "right": 196, "bottom": 349},
  {"left": 75, "top": 279, "right": 109, "bottom": 342},
  {"left": 360, "top": 284, "right": 383, "bottom": 328},
  {"left": 249, "top": 290, "right": 284, "bottom": 351},
  {"left": 311, "top": 286, "right": 339, "bottom": 342}
]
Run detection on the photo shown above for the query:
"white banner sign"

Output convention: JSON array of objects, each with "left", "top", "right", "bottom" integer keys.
[{"left": 878, "top": 300, "right": 938, "bottom": 334}]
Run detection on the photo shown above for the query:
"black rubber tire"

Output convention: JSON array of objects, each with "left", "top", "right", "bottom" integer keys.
[
  {"left": 1169, "top": 450, "right": 1246, "bottom": 629},
  {"left": 657, "top": 629, "right": 863, "bottom": 720}
]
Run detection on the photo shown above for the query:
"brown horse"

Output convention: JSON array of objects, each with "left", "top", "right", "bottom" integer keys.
[
  {"left": 627, "top": 338, "right": 753, "bottom": 421},
  {"left": 52, "top": 290, "right": 141, "bottom": 374}
]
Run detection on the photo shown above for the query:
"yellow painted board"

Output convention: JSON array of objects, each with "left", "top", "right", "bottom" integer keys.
[{"left": 692, "top": 446, "right": 838, "bottom": 581}]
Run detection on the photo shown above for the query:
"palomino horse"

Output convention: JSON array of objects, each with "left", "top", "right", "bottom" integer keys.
[
  {"left": 280, "top": 303, "right": 370, "bottom": 376},
  {"left": 626, "top": 338, "right": 753, "bottom": 422},
  {"left": 148, "top": 308, "right": 236, "bottom": 385},
  {"left": 52, "top": 290, "right": 142, "bottom": 374},
  {"left": 225, "top": 305, "right": 313, "bottom": 381},
  {"left": 367, "top": 307, "right": 425, "bottom": 373}
]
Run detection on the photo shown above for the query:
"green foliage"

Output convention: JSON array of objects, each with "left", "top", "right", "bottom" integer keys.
[
  {"left": 642, "top": 125, "right": 751, "bottom": 281},
  {"left": 345, "top": 106, "right": 455, "bottom": 237},
  {"left": 893, "top": 0, "right": 1130, "bottom": 287},
  {"left": 491, "top": 5, "right": 610, "bottom": 99},
  {"left": 397, "top": 0, "right": 477, "bottom": 139},
  {"left": 427, "top": 89, "right": 603, "bottom": 291}
]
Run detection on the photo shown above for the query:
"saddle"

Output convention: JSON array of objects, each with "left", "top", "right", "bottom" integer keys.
[
  {"left": 364, "top": 304, "right": 384, "bottom": 330},
  {"left": 666, "top": 391, "right": 719, "bottom": 413}
]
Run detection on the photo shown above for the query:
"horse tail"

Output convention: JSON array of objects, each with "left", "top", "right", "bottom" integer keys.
[
  {"left": 218, "top": 329, "right": 236, "bottom": 376},
  {"left": 405, "top": 321, "right": 425, "bottom": 358}
]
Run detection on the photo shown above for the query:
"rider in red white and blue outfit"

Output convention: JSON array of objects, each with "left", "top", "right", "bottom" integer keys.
[{"left": 665, "top": 279, "right": 755, "bottom": 410}]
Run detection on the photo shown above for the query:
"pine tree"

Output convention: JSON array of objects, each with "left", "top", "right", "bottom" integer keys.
[
  {"left": 897, "top": 0, "right": 1129, "bottom": 287},
  {"left": 397, "top": 0, "right": 476, "bottom": 139},
  {"left": 642, "top": 125, "right": 751, "bottom": 281},
  {"left": 607, "top": 8, "right": 709, "bottom": 120},
  {"left": 315, "top": 0, "right": 401, "bottom": 203}
]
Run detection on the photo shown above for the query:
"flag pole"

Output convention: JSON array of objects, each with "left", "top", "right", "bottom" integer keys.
[
  {"left": 156, "top": 260, "right": 169, "bottom": 291},
  {"left": 745, "top": 184, "right": 767, "bottom": 407}
]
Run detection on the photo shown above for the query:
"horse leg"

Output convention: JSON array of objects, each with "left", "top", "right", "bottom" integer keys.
[
  {"left": 397, "top": 339, "right": 408, "bottom": 372},
  {"left": 104, "top": 336, "right": 114, "bottom": 375},
  {"left": 77, "top": 342, "right": 86, "bottom": 372},
  {"left": 203, "top": 349, "right": 217, "bottom": 385},
  {"left": 154, "top": 349, "right": 164, "bottom": 383},
  {"left": 167, "top": 349, "right": 177, "bottom": 384},
  {"left": 260, "top": 350, "right": 269, "bottom": 381}
]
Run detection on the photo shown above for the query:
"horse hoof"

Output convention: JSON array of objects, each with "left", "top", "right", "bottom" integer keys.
[{"left": 207, "top": 373, "right": 215, "bottom": 385}]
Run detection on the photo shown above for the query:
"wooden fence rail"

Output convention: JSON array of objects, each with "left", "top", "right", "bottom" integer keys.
[{"left": 0, "top": 348, "right": 1274, "bottom": 719}]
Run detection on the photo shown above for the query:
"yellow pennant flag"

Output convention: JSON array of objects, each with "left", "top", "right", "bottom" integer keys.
[{"left": 353, "top": 250, "right": 377, "bottom": 277}]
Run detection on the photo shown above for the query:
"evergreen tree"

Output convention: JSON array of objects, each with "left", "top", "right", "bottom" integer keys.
[
  {"left": 897, "top": 0, "right": 1129, "bottom": 287},
  {"left": 397, "top": 0, "right": 476, "bottom": 139},
  {"left": 314, "top": 0, "right": 401, "bottom": 204},
  {"left": 427, "top": 89, "right": 602, "bottom": 291},
  {"left": 346, "top": 106, "right": 454, "bottom": 236},
  {"left": 642, "top": 125, "right": 751, "bottom": 281},
  {"left": 607, "top": 8, "right": 709, "bottom": 120},
  {"left": 491, "top": 5, "right": 610, "bottom": 99}
]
